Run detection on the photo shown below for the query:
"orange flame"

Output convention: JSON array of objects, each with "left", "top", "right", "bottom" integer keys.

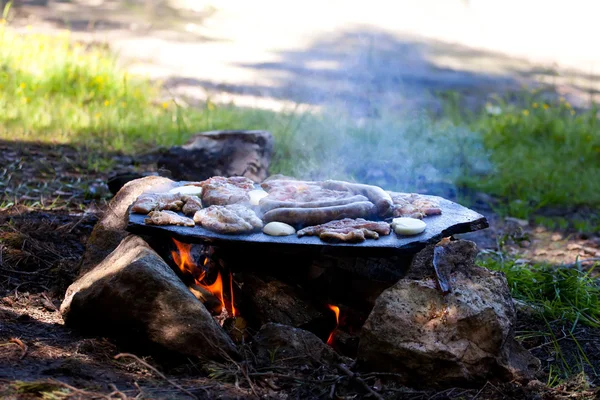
[
  {"left": 203, "top": 270, "right": 224, "bottom": 308},
  {"left": 172, "top": 239, "right": 239, "bottom": 317},
  {"left": 326, "top": 304, "right": 340, "bottom": 346},
  {"left": 172, "top": 239, "right": 204, "bottom": 280},
  {"left": 229, "top": 272, "right": 237, "bottom": 317}
]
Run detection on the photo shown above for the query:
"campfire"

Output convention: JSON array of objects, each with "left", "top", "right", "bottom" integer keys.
[
  {"left": 61, "top": 174, "right": 540, "bottom": 389},
  {"left": 169, "top": 237, "right": 345, "bottom": 349}
]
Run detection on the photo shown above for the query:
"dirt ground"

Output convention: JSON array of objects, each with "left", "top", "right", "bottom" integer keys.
[{"left": 1, "top": 141, "right": 599, "bottom": 399}]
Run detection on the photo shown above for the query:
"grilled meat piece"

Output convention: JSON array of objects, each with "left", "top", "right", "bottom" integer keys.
[
  {"left": 261, "top": 179, "right": 352, "bottom": 203},
  {"left": 321, "top": 180, "right": 393, "bottom": 217},
  {"left": 259, "top": 195, "right": 369, "bottom": 213},
  {"left": 132, "top": 192, "right": 184, "bottom": 214},
  {"left": 193, "top": 204, "right": 263, "bottom": 234},
  {"left": 262, "top": 201, "right": 376, "bottom": 228},
  {"left": 388, "top": 192, "right": 442, "bottom": 219},
  {"left": 144, "top": 210, "right": 195, "bottom": 227},
  {"left": 297, "top": 218, "right": 391, "bottom": 243},
  {"left": 182, "top": 195, "right": 203, "bottom": 216},
  {"left": 199, "top": 176, "right": 255, "bottom": 206}
]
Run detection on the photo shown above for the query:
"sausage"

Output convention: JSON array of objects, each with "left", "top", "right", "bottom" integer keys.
[
  {"left": 260, "top": 179, "right": 317, "bottom": 191},
  {"left": 321, "top": 180, "right": 393, "bottom": 217},
  {"left": 262, "top": 201, "right": 376, "bottom": 227},
  {"left": 259, "top": 195, "right": 369, "bottom": 213}
]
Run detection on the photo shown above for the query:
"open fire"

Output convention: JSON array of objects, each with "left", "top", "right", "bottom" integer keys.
[
  {"left": 171, "top": 239, "right": 235, "bottom": 319},
  {"left": 327, "top": 304, "right": 340, "bottom": 345},
  {"left": 170, "top": 238, "right": 346, "bottom": 347}
]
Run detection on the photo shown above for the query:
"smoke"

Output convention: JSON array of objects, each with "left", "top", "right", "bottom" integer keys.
[
  {"left": 272, "top": 107, "right": 491, "bottom": 197},
  {"left": 263, "top": 29, "right": 493, "bottom": 196}
]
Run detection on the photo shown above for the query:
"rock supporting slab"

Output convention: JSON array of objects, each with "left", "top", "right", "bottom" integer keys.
[
  {"left": 241, "top": 274, "right": 325, "bottom": 328},
  {"left": 61, "top": 235, "right": 238, "bottom": 360},
  {"left": 158, "top": 130, "right": 273, "bottom": 183},
  {"left": 80, "top": 176, "right": 176, "bottom": 275},
  {"left": 252, "top": 323, "right": 344, "bottom": 368},
  {"left": 357, "top": 240, "right": 540, "bottom": 386}
]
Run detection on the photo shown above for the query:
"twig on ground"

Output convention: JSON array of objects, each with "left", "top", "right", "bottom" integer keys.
[
  {"left": 329, "top": 377, "right": 343, "bottom": 399},
  {"left": 41, "top": 292, "right": 58, "bottom": 312},
  {"left": 337, "top": 363, "right": 384, "bottom": 400},
  {"left": 108, "top": 383, "right": 128, "bottom": 400},
  {"left": 240, "top": 362, "right": 259, "bottom": 399},
  {"left": 9, "top": 337, "right": 27, "bottom": 359},
  {"left": 114, "top": 353, "right": 198, "bottom": 400},
  {"left": 46, "top": 379, "right": 114, "bottom": 399},
  {"left": 219, "top": 348, "right": 260, "bottom": 398},
  {"left": 133, "top": 381, "right": 144, "bottom": 400},
  {"left": 472, "top": 381, "right": 489, "bottom": 400}
]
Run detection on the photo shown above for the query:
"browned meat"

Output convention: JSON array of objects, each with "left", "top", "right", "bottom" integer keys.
[
  {"left": 388, "top": 192, "right": 442, "bottom": 219},
  {"left": 144, "top": 210, "right": 195, "bottom": 227},
  {"left": 200, "top": 176, "right": 256, "bottom": 206},
  {"left": 193, "top": 204, "right": 263, "bottom": 234},
  {"left": 131, "top": 193, "right": 183, "bottom": 214},
  {"left": 262, "top": 201, "right": 376, "bottom": 228},
  {"left": 297, "top": 218, "right": 391, "bottom": 243},
  {"left": 321, "top": 180, "right": 393, "bottom": 217},
  {"left": 261, "top": 179, "right": 352, "bottom": 204},
  {"left": 259, "top": 195, "right": 369, "bottom": 213},
  {"left": 182, "top": 195, "right": 203, "bottom": 216}
]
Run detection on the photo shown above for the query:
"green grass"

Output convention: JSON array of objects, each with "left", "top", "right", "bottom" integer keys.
[
  {"left": 0, "top": 22, "right": 283, "bottom": 153},
  {"left": 1, "top": 13, "right": 599, "bottom": 221},
  {"left": 446, "top": 92, "right": 600, "bottom": 218},
  {"left": 478, "top": 252, "right": 600, "bottom": 328},
  {"left": 478, "top": 251, "right": 600, "bottom": 382},
  {"left": 0, "top": 19, "right": 488, "bottom": 188}
]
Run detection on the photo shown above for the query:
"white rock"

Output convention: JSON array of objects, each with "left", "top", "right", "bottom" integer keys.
[
  {"left": 249, "top": 189, "right": 268, "bottom": 206},
  {"left": 392, "top": 217, "right": 426, "bottom": 235},
  {"left": 263, "top": 222, "right": 296, "bottom": 236}
]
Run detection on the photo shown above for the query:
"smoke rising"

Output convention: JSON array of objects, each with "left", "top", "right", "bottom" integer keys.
[{"left": 271, "top": 105, "right": 491, "bottom": 197}]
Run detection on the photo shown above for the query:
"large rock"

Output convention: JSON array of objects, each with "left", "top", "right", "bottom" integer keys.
[
  {"left": 158, "top": 130, "right": 273, "bottom": 183},
  {"left": 61, "top": 235, "right": 238, "bottom": 360},
  {"left": 358, "top": 240, "right": 539, "bottom": 387},
  {"left": 252, "top": 323, "right": 344, "bottom": 368},
  {"left": 80, "top": 176, "right": 176, "bottom": 275},
  {"left": 241, "top": 275, "right": 325, "bottom": 328}
]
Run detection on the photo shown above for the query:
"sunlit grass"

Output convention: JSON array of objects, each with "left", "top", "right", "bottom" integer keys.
[
  {"left": 0, "top": 21, "right": 287, "bottom": 154},
  {"left": 1, "top": 17, "right": 599, "bottom": 223},
  {"left": 448, "top": 92, "right": 600, "bottom": 218},
  {"left": 478, "top": 252, "right": 600, "bottom": 328}
]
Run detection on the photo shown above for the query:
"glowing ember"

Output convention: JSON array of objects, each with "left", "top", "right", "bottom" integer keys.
[{"left": 326, "top": 304, "right": 340, "bottom": 346}]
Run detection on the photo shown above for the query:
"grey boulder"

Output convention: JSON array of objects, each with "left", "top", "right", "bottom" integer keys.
[
  {"left": 252, "top": 323, "right": 344, "bottom": 368},
  {"left": 358, "top": 240, "right": 540, "bottom": 386},
  {"left": 79, "top": 176, "right": 176, "bottom": 275},
  {"left": 61, "top": 235, "right": 238, "bottom": 360}
]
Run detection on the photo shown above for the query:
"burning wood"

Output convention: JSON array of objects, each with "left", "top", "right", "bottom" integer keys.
[
  {"left": 188, "top": 283, "right": 223, "bottom": 314},
  {"left": 171, "top": 239, "right": 237, "bottom": 317}
]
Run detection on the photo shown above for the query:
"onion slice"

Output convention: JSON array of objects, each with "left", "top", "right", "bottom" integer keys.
[{"left": 392, "top": 217, "right": 426, "bottom": 236}]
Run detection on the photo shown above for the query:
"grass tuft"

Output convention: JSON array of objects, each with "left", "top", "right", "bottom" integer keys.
[
  {"left": 478, "top": 252, "right": 600, "bottom": 328},
  {"left": 450, "top": 92, "right": 600, "bottom": 217}
]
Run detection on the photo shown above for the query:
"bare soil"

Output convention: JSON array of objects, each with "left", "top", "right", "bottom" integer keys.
[{"left": 1, "top": 141, "right": 599, "bottom": 399}]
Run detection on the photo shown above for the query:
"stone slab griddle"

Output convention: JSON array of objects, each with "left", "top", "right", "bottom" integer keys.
[{"left": 127, "top": 195, "right": 488, "bottom": 257}]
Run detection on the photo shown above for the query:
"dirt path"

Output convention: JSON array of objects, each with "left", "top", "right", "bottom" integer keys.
[{"left": 12, "top": 0, "right": 600, "bottom": 114}]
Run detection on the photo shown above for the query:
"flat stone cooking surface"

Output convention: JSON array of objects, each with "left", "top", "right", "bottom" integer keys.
[{"left": 127, "top": 195, "right": 488, "bottom": 257}]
